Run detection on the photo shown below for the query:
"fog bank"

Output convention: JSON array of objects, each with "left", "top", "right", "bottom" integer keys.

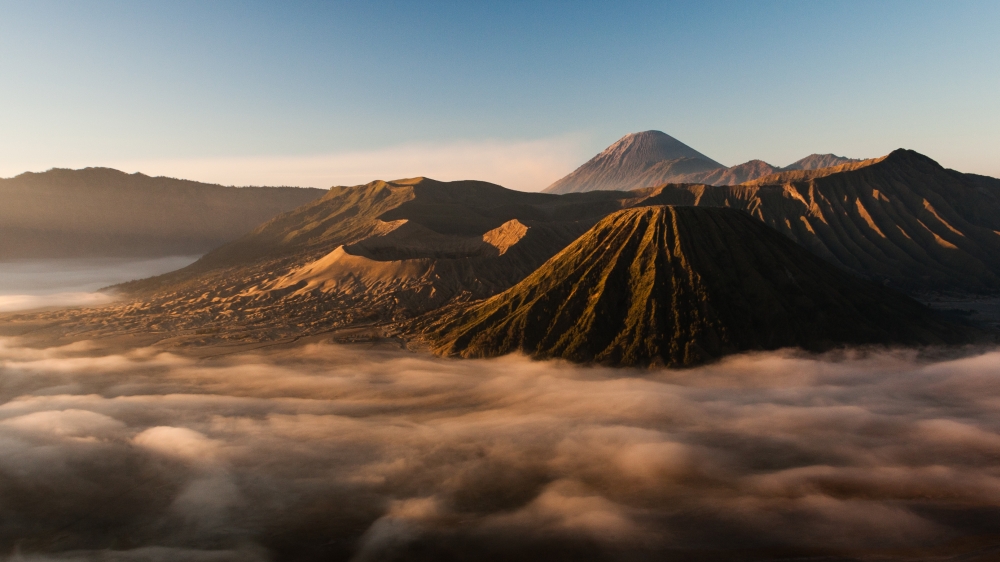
[
  {"left": 0, "top": 256, "right": 198, "bottom": 311},
  {"left": 1, "top": 340, "right": 1000, "bottom": 560}
]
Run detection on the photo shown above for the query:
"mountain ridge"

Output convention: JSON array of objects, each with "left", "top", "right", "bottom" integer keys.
[
  {"left": 632, "top": 149, "right": 1000, "bottom": 292},
  {"left": 0, "top": 167, "right": 326, "bottom": 259},
  {"left": 544, "top": 131, "right": 866, "bottom": 192},
  {"left": 784, "top": 153, "right": 862, "bottom": 171},
  {"left": 13, "top": 149, "right": 999, "bottom": 361},
  {"left": 419, "top": 206, "right": 973, "bottom": 366}
]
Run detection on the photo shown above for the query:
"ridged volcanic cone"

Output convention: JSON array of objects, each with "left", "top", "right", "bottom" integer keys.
[{"left": 423, "top": 206, "right": 972, "bottom": 367}]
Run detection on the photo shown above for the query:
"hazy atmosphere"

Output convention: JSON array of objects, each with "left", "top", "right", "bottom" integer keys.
[{"left": 0, "top": 257, "right": 198, "bottom": 312}]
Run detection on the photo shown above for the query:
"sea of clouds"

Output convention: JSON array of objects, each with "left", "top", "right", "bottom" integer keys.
[{"left": 2, "top": 339, "right": 1000, "bottom": 561}]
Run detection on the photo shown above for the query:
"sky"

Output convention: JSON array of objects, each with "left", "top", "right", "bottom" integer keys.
[{"left": 1, "top": 0, "right": 997, "bottom": 190}]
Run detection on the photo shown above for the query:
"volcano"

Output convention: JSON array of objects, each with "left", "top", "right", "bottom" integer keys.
[
  {"left": 542, "top": 130, "right": 724, "bottom": 193},
  {"left": 422, "top": 206, "right": 971, "bottom": 366}
]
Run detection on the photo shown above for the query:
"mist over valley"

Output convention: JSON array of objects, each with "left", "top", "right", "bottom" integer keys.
[
  {"left": 0, "top": 256, "right": 200, "bottom": 312},
  {"left": 3, "top": 338, "right": 1000, "bottom": 561}
]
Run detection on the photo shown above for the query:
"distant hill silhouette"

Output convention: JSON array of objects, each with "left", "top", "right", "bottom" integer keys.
[
  {"left": 784, "top": 153, "right": 861, "bottom": 171},
  {"left": 692, "top": 159, "right": 781, "bottom": 185},
  {"left": 0, "top": 167, "right": 326, "bottom": 259},
  {"left": 422, "top": 206, "right": 971, "bottom": 366}
]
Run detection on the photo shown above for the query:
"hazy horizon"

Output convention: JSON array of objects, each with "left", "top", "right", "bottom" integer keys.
[{"left": 0, "top": 140, "right": 983, "bottom": 194}]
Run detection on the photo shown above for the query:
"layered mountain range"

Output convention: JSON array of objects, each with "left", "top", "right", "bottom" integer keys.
[
  {"left": 16, "top": 140, "right": 997, "bottom": 365},
  {"left": 543, "top": 130, "right": 861, "bottom": 193},
  {"left": 0, "top": 167, "right": 326, "bottom": 258},
  {"left": 424, "top": 206, "right": 969, "bottom": 366}
]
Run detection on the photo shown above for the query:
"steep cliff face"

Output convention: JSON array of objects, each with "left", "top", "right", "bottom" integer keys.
[{"left": 421, "top": 206, "right": 971, "bottom": 367}]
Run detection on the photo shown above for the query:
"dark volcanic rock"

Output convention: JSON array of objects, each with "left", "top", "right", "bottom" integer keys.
[{"left": 421, "top": 206, "right": 973, "bottom": 367}]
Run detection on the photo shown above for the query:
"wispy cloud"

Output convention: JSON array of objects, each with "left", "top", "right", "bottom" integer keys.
[{"left": 8, "top": 136, "right": 590, "bottom": 192}]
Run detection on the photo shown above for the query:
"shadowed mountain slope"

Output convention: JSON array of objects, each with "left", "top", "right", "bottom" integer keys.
[
  {"left": 110, "top": 152, "right": 1000, "bottom": 345},
  {"left": 92, "top": 178, "right": 641, "bottom": 344},
  {"left": 34, "top": 151, "right": 1000, "bottom": 349},
  {"left": 635, "top": 150, "right": 1000, "bottom": 293},
  {"left": 746, "top": 156, "right": 882, "bottom": 185},
  {"left": 0, "top": 167, "right": 326, "bottom": 259},
  {"left": 421, "top": 206, "right": 972, "bottom": 367},
  {"left": 145, "top": 177, "right": 636, "bottom": 281}
]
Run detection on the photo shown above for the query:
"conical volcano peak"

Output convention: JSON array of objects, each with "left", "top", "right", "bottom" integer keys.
[
  {"left": 543, "top": 130, "right": 724, "bottom": 194},
  {"left": 598, "top": 130, "right": 722, "bottom": 167}
]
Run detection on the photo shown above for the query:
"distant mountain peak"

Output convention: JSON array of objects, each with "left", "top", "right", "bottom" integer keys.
[
  {"left": 595, "top": 130, "right": 722, "bottom": 167},
  {"left": 543, "top": 130, "right": 723, "bottom": 194},
  {"left": 783, "top": 153, "right": 862, "bottom": 171}
]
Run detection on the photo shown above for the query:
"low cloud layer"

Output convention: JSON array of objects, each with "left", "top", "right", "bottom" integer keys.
[
  {"left": 1, "top": 339, "right": 1000, "bottom": 561},
  {"left": 0, "top": 256, "right": 198, "bottom": 311}
]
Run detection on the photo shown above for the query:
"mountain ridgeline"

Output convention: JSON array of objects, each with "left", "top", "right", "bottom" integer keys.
[
  {"left": 0, "top": 167, "right": 327, "bottom": 259},
  {"left": 633, "top": 150, "right": 1000, "bottom": 292},
  {"left": 17, "top": 144, "right": 999, "bottom": 366},
  {"left": 423, "top": 207, "right": 970, "bottom": 366},
  {"left": 543, "top": 130, "right": 862, "bottom": 193}
]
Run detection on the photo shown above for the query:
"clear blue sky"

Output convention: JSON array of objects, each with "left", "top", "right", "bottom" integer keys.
[{"left": 1, "top": 1, "right": 997, "bottom": 189}]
